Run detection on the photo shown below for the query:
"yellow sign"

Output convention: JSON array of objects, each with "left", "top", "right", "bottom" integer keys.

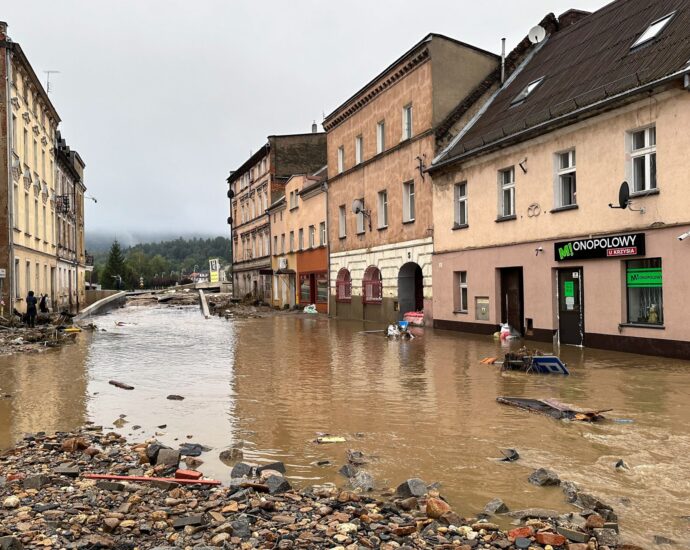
[
  {"left": 209, "top": 258, "right": 220, "bottom": 283},
  {"left": 210, "top": 271, "right": 219, "bottom": 283}
]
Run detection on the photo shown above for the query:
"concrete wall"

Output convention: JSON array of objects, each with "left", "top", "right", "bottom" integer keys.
[{"left": 85, "top": 289, "right": 119, "bottom": 307}]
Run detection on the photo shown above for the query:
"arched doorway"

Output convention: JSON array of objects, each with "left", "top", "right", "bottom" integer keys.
[{"left": 398, "top": 262, "right": 423, "bottom": 318}]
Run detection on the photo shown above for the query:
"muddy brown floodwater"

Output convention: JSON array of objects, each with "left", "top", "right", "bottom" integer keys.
[{"left": 0, "top": 304, "right": 689, "bottom": 546}]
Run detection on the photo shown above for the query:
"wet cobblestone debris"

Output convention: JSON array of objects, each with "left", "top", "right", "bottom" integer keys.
[{"left": 0, "top": 428, "right": 639, "bottom": 549}]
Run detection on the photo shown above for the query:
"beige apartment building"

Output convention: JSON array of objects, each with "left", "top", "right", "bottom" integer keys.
[
  {"left": 55, "top": 132, "right": 87, "bottom": 312},
  {"left": 267, "top": 170, "right": 328, "bottom": 312},
  {"left": 227, "top": 131, "right": 326, "bottom": 300},
  {"left": 1, "top": 22, "right": 61, "bottom": 312},
  {"left": 324, "top": 33, "right": 498, "bottom": 324},
  {"left": 429, "top": 0, "right": 690, "bottom": 358}
]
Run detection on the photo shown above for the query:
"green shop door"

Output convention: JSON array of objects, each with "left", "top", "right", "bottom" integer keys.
[{"left": 558, "top": 268, "right": 584, "bottom": 346}]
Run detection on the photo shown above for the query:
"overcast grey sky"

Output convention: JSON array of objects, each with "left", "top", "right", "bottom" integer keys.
[{"left": 5, "top": 0, "right": 607, "bottom": 239}]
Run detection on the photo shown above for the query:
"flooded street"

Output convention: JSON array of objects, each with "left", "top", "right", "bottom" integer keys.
[{"left": 1, "top": 305, "right": 689, "bottom": 546}]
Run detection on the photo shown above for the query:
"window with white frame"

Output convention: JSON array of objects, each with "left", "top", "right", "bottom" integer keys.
[
  {"left": 290, "top": 190, "right": 298, "bottom": 209},
  {"left": 289, "top": 231, "right": 294, "bottom": 251},
  {"left": 555, "top": 150, "right": 577, "bottom": 207},
  {"left": 631, "top": 12, "right": 675, "bottom": 49},
  {"left": 376, "top": 121, "right": 385, "bottom": 154},
  {"left": 337, "top": 146, "right": 344, "bottom": 174},
  {"left": 630, "top": 126, "right": 656, "bottom": 193},
  {"left": 355, "top": 135, "right": 363, "bottom": 164},
  {"left": 338, "top": 205, "right": 346, "bottom": 238},
  {"left": 356, "top": 199, "right": 365, "bottom": 234},
  {"left": 319, "top": 222, "right": 326, "bottom": 246},
  {"left": 454, "top": 182, "right": 468, "bottom": 226},
  {"left": 309, "top": 225, "right": 315, "bottom": 248},
  {"left": 498, "top": 167, "right": 515, "bottom": 218},
  {"left": 298, "top": 228, "right": 304, "bottom": 250},
  {"left": 377, "top": 190, "right": 388, "bottom": 228},
  {"left": 402, "top": 181, "right": 415, "bottom": 222},
  {"left": 402, "top": 104, "right": 412, "bottom": 140},
  {"left": 454, "top": 271, "right": 468, "bottom": 312}
]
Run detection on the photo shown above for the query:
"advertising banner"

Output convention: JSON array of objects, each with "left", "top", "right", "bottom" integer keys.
[{"left": 554, "top": 233, "right": 645, "bottom": 261}]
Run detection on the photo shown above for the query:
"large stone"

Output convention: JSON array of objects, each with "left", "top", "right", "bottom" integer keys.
[
  {"left": 0, "top": 536, "right": 23, "bottom": 550},
  {"left": 266, "top": 474, "right": 291, "bottom": 494},
  {"left": 508, "top": 508, "right": 561, "bottom": 519},
  {"left": 483, "top": 498, "right": 509, "bottom": 515},
  {"left": 528, "top": 468, "right": 561, "bottom": 487},
  {"left": 172, "top": 515, "right": 205, "bottom": 529},
  {"left": 256, "top": 461, "right": 286, "bottom": 475},
  {"left": 338, "top": 464, "right": 359, "bottom": 478},
  {"left": 556, "top": 526, "right": 589, "bottom": 543},
  {"left": 219, "top": 448, "right": 243, "bottom": 465},
  {"left": 146, "top": 442, "right": 171, "bottom": 464},
  {"left": 3, "top": 496, "right": 19, "bottom": 509},
  {"left": 231, "top": 519, "right": 251, "bottom": 539},
  {"left": 535, "top": 532, "right": 566, "bottom": 546},
  {"left": 593, "top": 528, "right": 619, "bottom": 546},
  {"left": 395, "top": 478, "right": 427, "bottom": 498},
  {"left": 426, "top": 497, "right": 451, "bottom": 519},
  {"left": 23, "top": 474, "right": 51, "bottom": 490},
  {"left": 350, "top": 470, "right": 374, "bottom": 491},
  {"left": 96, "top": 481, "right": 125, "bottom": 492},
  {"left": 156, "top": 448, "right": 181, "bottom": 467},
  {"left": 53, "top": 465, "right": 80, "bottom": 478},
  {"left": 230, "top": 462, "right": 254, "bottom": 479},
  {"left": 585, "top": 514, "right": 605, "bottom": 529}
]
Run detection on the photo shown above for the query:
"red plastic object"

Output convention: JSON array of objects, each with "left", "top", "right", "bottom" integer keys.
[{"left": 83, "top": 473, "right": 220, "bottom": 486}]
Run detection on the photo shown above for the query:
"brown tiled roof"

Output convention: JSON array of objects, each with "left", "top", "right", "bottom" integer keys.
[{"left": 439, "top": 0, "right": 690, "bottom": 163}]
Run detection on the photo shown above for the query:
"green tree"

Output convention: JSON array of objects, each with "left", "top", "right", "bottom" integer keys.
[{"left": 101, "top": 241, "right": 129, "bottom": 290}]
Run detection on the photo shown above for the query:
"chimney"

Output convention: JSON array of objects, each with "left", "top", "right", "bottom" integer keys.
[
  {"left": 311, "top": 121, "right": 318, "bottom": 133},
  {"left": 558, "top": 9, "right": 591, "bottom": 28},
  {"left": 0, "top": 22, "right": 8, "bottom": 41}
]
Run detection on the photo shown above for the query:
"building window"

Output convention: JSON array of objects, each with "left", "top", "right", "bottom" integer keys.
[
  {"left": 362, "top": 265, "right": 382, "bottom": 304},
  {"left": 23, "top": 129, "right": 28, "bottom": 164},
  {"left": 24, "top": 192, "right": 29, "bottom": 233},
  {"left": 511, "top": 77, "right": 544, "bottom": 106},
  {"left": 336, "top": 268, "right": 351, "bottom": 302},
  {"left": 630, "top": 126, "right": 656, "bottom": 192},
  {"left": 454, "top": 271, "right": 468, "bottom": 312},
  {"left": 356, "top": 199, "right": 365, "bottom": 234},
  {"left": 626, "top": 258, "right": 663, "bottom": 325},
  {"left": 402, "top": 181, "right": 415, "bottom": 222},
  {"left": 273, "top": 235, "right": 278, "bottom": 255},
  {"left": 319, "top": 222, "right": 326, "bottom": 246},
  {"left": 33, "top": 140, "right": 37, "bottom": 168},
  {"left": 454, "top": 182, "right": 468, "bottom": 226},
  {"left": 289, "top": 231, "right": 294, "bottom": 252},
  {"left": 12, "top": 184, "right": 18, "bottom": 229},
  {"left": 402, "top": 104, "right": 412, "bottom": 140},
  {"left": 298, "top": 228, "right": 304, "bottom": 250},
  {"left": 42, "top": 205, "right": 46, "bottom": 241},
  {"left": 281, "top": 234, "right": 285, "bottom": 254},
  {"left": 338, "top": 205, "right": 346, "bottom": 238},
  {"left": 264, "top": 233, "right": 269, "bottom": 255},
  {"left": 317, "top": 273, "right": 328, "bottom": 303},
  {"left": 299, "top": 274, "right": 311, "bottom": 303},
  {"left": 555, "top": 150, "right": 576, "bottom": 207},
  {"left": 377, "top": 190, "right": 388, "bottom": 228},
  {"left": 376, "top": 121, "right": 385, "bottom": 154},
  {"left": 337, "top": 146, "right": 344, "bottom": 174},
  {"left": 34, "top": 199, "right": 39, "bottom": 237},
  {"left": 309, "top": 225, "right": 315, "bottom": 248},
  {"left": 631, "top": 12, "right": 675, "bottom": 49},
  {"left": 14, "top": 259, "right": 19, "bottom": 299},
  {"left": 290, "top": 190, "right": 298, "bottom": 209},
  {"left": 355, "top": 135, "right": 363, "bottom": 164},
  {"left": 498, "top": 167, "right": 515, "bottom": 218}
]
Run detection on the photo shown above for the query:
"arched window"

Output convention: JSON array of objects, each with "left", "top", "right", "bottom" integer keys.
[
  {"left": 362, "top": 266, "right": 382, "bottom": 304},
  {"left": 336, "top": 268, "right": 351, "bottom": 302}
]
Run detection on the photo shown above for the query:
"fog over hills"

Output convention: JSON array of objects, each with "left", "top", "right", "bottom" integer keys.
[{"left": 86, "top": 230, "right": 226, "bottom": 252}]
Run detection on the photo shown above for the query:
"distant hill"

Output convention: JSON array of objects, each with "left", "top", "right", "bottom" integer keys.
[{"left": 86, "top": 230, "right": 226, "bottom": 253}]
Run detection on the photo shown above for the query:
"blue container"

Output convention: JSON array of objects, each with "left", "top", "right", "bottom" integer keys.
[{"left": 398, "top": 321, "right": 409, "bottom": 331}]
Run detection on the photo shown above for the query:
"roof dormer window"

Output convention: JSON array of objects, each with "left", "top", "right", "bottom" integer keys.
[
  {"left": 510, "top": 77, "right": 544, "bottom": 106},
  {"left": 631, "top": 12, "right": 675, "bottom": 49}
]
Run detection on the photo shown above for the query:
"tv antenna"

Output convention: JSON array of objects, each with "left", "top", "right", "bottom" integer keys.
[
  {"left": 608, "top": 181, "right": 645, "bottom": 214},
  {"left": 44, "top": 70, "right": 60, "bottom": 93},
  {"left": 528, "top": 25, "right": 546, "bottom": 44}
]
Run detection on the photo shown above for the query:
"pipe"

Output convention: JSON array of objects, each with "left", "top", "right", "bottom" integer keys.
[
  {"left": 501, "top": 38, "right": 506, "bottom": 85},
  {"left": 5, "top": 44, "right": 15, "bottom": 313}
]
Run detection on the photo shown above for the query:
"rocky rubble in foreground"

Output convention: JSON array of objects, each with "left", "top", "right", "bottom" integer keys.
[{"left": 0, "top": 429, "right": 643, "bottom": 550}]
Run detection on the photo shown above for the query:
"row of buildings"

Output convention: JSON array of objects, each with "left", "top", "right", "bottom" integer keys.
[
  {"left": 1, "top": 22, "right": 89, "bottom": 314},
  {"left": 227, "top": 0, "right": 690, "bottom": 359}
]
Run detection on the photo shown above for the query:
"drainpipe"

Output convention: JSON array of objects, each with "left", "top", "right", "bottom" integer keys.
[
  {"left": 323, "top": 180, "right": 330, "bottom": 316},
  {"left": 501, "top": 38, "right": 506, "bottom": 85},
  {"left": 4, "top": 43, "right": 15, "bottom": 315}
]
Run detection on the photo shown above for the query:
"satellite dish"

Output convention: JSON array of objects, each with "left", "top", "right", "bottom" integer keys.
[
  {"left": 352, "top": 199, "right": 363, "bottom": 214},
  {"left": 618, "top": 181, "right": 630, "bottom": 209},
  {"left": 528, "top": 25, "right": 546, "bottom": 44}
]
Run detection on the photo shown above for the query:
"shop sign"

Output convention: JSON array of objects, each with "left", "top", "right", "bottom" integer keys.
[
  {"left": 626, "top": 267, "right": 662, "bottom": 288},
  {"left": 554, "top": 233, "right": 645, "bottom": 261}
]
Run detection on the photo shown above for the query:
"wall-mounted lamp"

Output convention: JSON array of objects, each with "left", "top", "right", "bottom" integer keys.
[
  {"left": 519, "top": 158, "right": 528, "bottom": 174},
  {"left": 535, "top": 246, "right": 543, "bottom": 256},
  {"left": 678, "top": 231, "right": 690, "bottom": 241},
  {"left": 416, "top": 155, "right": 427, "bottom": 180}
]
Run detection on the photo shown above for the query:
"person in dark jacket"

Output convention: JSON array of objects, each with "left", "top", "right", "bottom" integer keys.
[
  {"left": 26, "top": 291, "right": 38, "bottom": 328},
  {"left": 39, "top": 294, "right": 48, "bottom": 313}
]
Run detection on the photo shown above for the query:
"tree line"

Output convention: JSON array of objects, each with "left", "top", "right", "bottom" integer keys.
[{"left": 92, "top": 237, "right": 231, "bottom": 290}]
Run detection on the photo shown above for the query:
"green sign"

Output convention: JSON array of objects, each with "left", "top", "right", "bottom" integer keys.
[
  {"left": 564, "top": 281, "right": 574, "bottom": 297},
  {"left": 627, "top": 267, "right": 662, "bottom": 288}
]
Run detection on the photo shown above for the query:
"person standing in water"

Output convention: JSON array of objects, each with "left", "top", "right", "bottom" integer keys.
[{"left": 26, "top": 291, "right": 38, "bottom": 328}]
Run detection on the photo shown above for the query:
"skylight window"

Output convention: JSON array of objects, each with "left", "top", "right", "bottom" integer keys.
[
  {"left": 510, "top": 77, "right": 544, "bottom": 106},
  {"left": 631, "top": 12, "right": 675, "bottom": 49}
]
